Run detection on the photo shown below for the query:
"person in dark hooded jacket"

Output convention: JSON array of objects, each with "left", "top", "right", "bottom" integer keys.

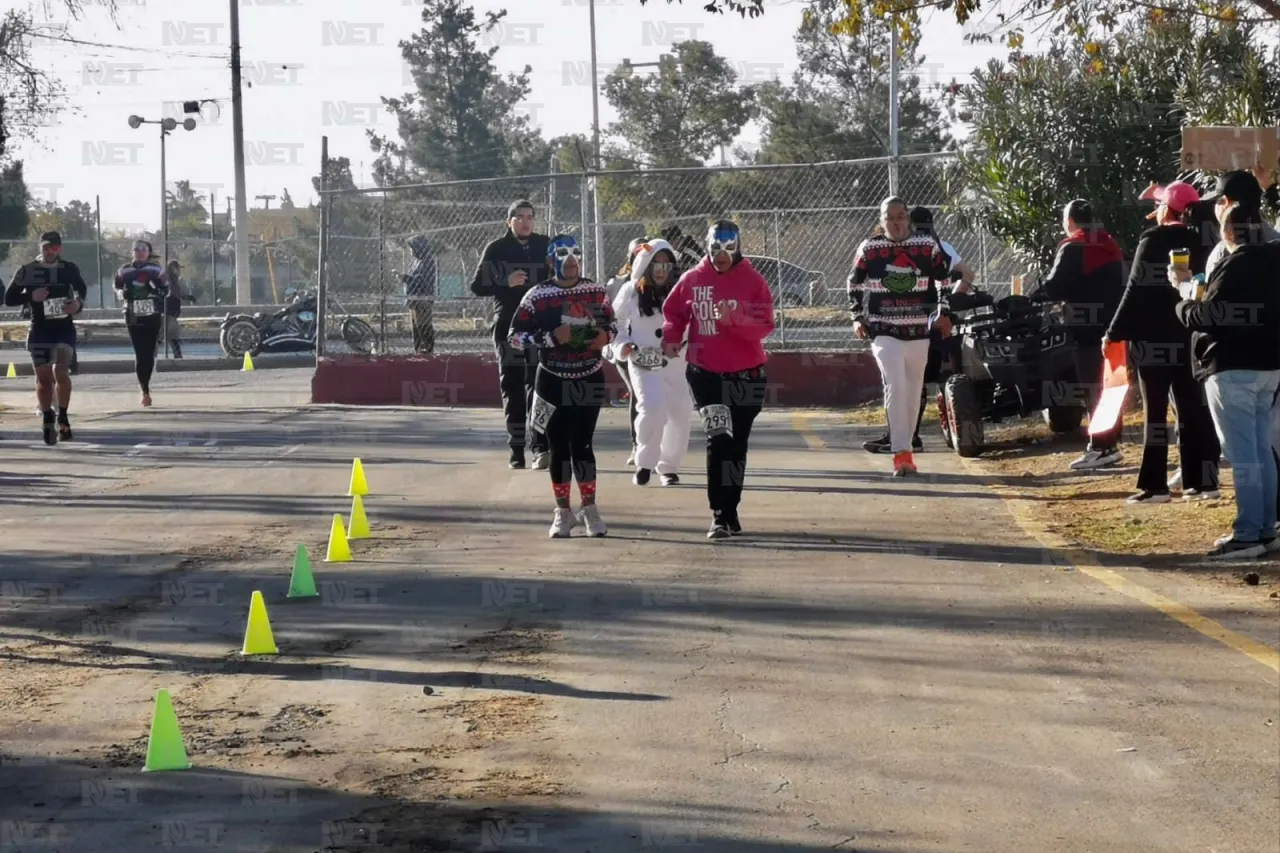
[
  {"left": 403, "top": 234, "right": 437, "bottom": 354},
  {"left": 1028, "top": 199, "right": 1127, "bottom": 471},
  {"left": 469, "top": 199, "right": 552, "bottom": 469}
]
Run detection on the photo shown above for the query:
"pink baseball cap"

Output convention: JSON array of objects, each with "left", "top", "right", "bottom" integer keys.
[{"left": 1139, "top": 181, "right": 1201, "bottom": 213}]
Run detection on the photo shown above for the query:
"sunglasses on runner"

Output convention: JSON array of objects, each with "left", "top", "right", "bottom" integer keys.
[{"left": 650, "top": 261, "right": 675, "bottom": 272}]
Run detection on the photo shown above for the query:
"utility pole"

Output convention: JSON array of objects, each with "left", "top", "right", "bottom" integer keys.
[
  {"left": 588, "top": 0, "right": 603, "bottom": 281},
  {"left": 229, "top": 0, "right": 252, "bottom": 304},
  {"left": 255, "top": 194, "right": 276, "bottom": 209}
]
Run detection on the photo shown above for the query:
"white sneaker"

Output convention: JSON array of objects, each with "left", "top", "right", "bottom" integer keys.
[
  {"left": 549, "top": 508, "right": 576, "bottom": 539},
  {"left": 532, "top": 451, "right": 550, "bottom": 470},
  {"left": 576, "top": 504, "right": 608, "bottom": 537},
  {"left": 1070, "top": 449, "right": 1122, "bottom": 471},
  {"left": 1167, "top": 469, "right": 1182, "bottom": 490},
  {"left": 1182, "top": 488, "right": 1221, "bottom": 502}
]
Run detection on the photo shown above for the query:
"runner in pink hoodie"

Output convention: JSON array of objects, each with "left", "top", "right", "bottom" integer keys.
[{"left": 662, "top": 220, "right": 776, "bottom": 539}]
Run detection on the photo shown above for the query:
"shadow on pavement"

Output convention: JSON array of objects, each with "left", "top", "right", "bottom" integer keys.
[{"left": 0, "top": 752, "right": 938, "bottom": 852}]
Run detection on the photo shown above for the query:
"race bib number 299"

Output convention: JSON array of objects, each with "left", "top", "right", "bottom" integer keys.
[
  {"left": 699, "top": 404, "right": 733, "bottom": 438},
  {"left": 529, "top": 393, "right": 556, "bottom": 434},
  {"left": 131, "top": 300, "right": 155, "bottom": 317}
]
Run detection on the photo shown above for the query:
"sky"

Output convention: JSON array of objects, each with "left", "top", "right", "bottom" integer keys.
[{"left": 14, "top": 0, "right": 1020, "bottom": 232}]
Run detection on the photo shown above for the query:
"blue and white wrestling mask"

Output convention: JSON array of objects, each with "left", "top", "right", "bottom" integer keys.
[{"left": 548, "top": 235, "right": 584, "bottom": 279}]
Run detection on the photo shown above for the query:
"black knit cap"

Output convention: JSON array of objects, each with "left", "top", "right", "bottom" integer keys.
[{"left": 507, "top": 199, "right": 535, "bottom": 218}]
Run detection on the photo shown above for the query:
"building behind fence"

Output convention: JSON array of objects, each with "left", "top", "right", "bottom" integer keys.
[{"left": 318, "top": 152, "right": 1025, "bottom": 357}]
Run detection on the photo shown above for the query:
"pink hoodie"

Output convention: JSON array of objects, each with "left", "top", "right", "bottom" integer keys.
[{"left": 662, "top": 256, "right": 776, "bottom": 374}]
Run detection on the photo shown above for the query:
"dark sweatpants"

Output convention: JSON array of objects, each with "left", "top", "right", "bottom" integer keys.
[{"left": 495, "top": 341, "right": 548, "bottom": 453}]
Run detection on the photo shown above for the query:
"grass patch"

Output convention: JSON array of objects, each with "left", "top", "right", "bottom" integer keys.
[
  {"left": 969, "top": 411, "right": 1277, "bottom": 588},
  {"left": 844, "top": 401, "right": 940, "bottom": 427}
]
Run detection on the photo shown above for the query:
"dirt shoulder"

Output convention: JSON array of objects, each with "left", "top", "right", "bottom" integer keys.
[{"left": 845, "top": 402, "right": 1280, "bottom": 598}]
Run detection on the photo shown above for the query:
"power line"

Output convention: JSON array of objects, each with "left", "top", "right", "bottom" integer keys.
[{"left": 26, "top": 29, "right": 231, "bottom": 61}]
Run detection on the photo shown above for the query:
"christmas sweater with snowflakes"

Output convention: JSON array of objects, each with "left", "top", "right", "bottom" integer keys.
[
  {"left": 847, "top": 234, "right": 952, "bottom": 341},
  {"left": 508, "top": 278, "right": 617, "bottom": 378}
]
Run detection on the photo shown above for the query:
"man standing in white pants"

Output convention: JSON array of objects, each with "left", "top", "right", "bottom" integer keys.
[{"left": 848, "top": 197, "right": 953, "bottom": 476}]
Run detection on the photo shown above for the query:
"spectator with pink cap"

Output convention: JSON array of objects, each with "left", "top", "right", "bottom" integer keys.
[{"left": 1104, "top": 180, "right": 1221, "bottom": 504}]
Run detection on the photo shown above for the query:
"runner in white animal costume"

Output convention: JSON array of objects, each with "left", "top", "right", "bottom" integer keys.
[{"left": 611, "top": 238, "right": 693, "bottom": 486}]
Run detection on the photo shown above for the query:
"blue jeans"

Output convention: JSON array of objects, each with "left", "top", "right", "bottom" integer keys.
[{"left": 1205, "top": 370, "right": 1280, "bottom": 542}]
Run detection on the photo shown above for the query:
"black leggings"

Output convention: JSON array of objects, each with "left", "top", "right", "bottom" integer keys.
[
  {"left": 127, "top": 316, "right": 162, "bottom": 394},
  {"left": 535, "top": 367, "right": 605, "bottom": 486},
  {"left": 686, "top": 364, "right": 767, "bottom": 516}
]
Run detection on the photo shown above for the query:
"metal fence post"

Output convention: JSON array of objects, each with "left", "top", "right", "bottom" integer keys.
[
  {"left": 315, "top": 135, "right": 329, "bottom": 361},
  {"left": 773, "top": 208, "right": 785, "bottom": 349},
  {"left": 579, "top": 173, "right": 589, "bottom": 255},
  {"left": 377, "top": 195, "right": 386, "bottom": 354}
]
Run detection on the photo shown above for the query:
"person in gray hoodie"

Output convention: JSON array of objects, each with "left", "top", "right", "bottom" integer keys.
[{"left": 403, "top": 234, "right": 437, "bottom": 354}]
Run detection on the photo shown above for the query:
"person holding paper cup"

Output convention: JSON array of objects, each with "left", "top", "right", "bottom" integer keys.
[
  {"left": 1105, "top": 181, "right": 1220, "bottom": 504},
  {"left": 1173, "top": 203, "right": 1280, "bottom": 559}
]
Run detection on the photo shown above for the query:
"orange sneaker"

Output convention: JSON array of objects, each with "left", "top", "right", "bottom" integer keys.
[{"left": 892, "top": 451, "right": 917, "bottom": 477}]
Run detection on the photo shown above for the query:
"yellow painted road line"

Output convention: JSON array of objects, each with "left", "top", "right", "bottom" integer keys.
[
  {"left": 969, "top": 460, "right": 1280, "bottom": 676},
  {"left": 790, "top": 411, "right": 827, "bottom": 450},
  {"left": 788, "top": 412, "right": 1280, "bottom": 675}
]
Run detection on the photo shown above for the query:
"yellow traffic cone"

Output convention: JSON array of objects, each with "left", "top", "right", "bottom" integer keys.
[
  {"left": 348, "top": 495, "right": 370, "bottom": 540},
  {"left": 241, "top": 351, "right": 254, "bottom": 371},
  {"left": 347, "top": 458, "right": 368, "bottom": 496},
  {"left": 141, "top": 689, "right": 191, "bottom": 772},
  {"left": 240, "top": 591, "right": 278, "bottom": 655},
  {"left": 325, "top": 514, "right": 351, "bottom": 562},
  {"left": 5, "top": 362, "right": 15, "bottom": 379}
]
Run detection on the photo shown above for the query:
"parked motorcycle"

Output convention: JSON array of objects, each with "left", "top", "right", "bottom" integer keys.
[{"left": 218, "top": 290, "right": 376, "bottom": 358}]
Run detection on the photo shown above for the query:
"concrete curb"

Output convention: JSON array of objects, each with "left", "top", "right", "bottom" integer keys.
[{"left": 0, "top": 354, "right": 314, "bottom": 377}]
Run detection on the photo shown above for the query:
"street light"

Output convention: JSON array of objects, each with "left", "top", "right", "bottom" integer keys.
[
  {"left": 616, "top": 55, "right": 672, "bottom": 79},
  {"left": 128, "top": 113, "right": 196, "bottom": 267}
]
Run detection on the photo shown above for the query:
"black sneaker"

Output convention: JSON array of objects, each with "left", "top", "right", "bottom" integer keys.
[
  {"left": 1125, "top": 490, "right": 1171, "bottom": 505},
  {"left": 508, "top": 449, "right": 526, "bottom": 469},
  {"left": 726, "top": 513, "right": 742, "bottom": 536},
  {"left": 634, "top": 467, "right": 651, "bottom": 486},
  {"left": 862, "top": 433, "right": 891, "bottom": 454},
  {"left": 660, "top": 473, "right": 679, "bottom": 486},
  {"left": 1205, "top": 538, "right": 1266, "bottom": 560},
  {"left": 40, "top": 410, "right": 57, "bottom": 446},
  {"left": 862, "top": 433, "right": 924, "bottom": 453},
  {"left": 707, "top": 519, "right": 731, "bottom": 540}
]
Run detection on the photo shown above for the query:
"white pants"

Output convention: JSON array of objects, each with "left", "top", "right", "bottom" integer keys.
[
  {"left": 629, "top": 361, "right": 694, "bottom": 474},
  {"left": 871, "top": 336, "right": 931, "bottom": 454}
]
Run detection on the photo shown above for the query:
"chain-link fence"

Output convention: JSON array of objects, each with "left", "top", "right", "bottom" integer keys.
[{"left": 319, "top": 152, "right": 1027, "bottom": 356}]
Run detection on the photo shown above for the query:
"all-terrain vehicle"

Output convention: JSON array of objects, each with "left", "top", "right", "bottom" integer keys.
[{"left": 935, "top": 289, "right": 1088, "bottom": 458}]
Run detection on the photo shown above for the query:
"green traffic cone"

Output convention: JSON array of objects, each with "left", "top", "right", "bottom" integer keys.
[
  {"left": 287, "top": 544, "right": 319, "bottom": 598},
  {"left": 142, "top": 689, "right": 191, "bottom": 772}
]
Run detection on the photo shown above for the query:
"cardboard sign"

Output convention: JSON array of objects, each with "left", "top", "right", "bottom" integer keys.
[
  {"left": 1180, "top": 126, "right": 1280, "bottom": 172},
  {"left": 1088, "top": 342, "right": 1130, "bottom": 436}
]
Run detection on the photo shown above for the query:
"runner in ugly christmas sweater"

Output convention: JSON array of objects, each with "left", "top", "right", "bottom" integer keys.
[
  {"left": 509, "top": 234, "right": 618, "bottom": 538},
  {"left": 848, "top": 196, "right": 953, "bottom": 476}
]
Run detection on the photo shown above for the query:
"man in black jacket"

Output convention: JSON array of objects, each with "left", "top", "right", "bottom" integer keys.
[
  {"left": 4, "top": 231, "right": 87, "bottom": 444},
  {"left": 1027, "top": 199, "right": 1127, "bottom": 471},
  {"left": 470, "top": 199, "right": 551, "bottom": 469}
]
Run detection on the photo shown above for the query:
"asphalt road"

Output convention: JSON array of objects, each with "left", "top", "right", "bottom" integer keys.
[{"left": 0, "top": 369, "right": 1275, "bottom": 852}]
